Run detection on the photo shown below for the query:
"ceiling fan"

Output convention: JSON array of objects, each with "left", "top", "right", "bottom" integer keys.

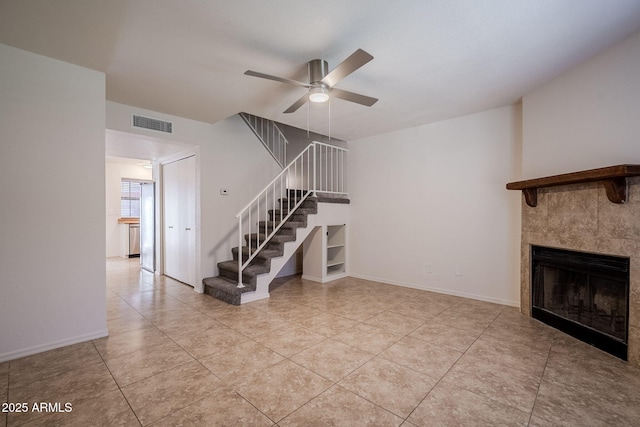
[{"left": 244, "top": 49, "right": 378, "bottom": 113}]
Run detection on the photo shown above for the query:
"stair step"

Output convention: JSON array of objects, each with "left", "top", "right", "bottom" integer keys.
[
  {"left": 232, "top": 246, "right": 282, "bottom": 262},
  {"left": 316, "top": 196, "right": 350, "bottom": 204},
  {"left": 279, "top": 198, "right": 317, "bottom": 208},
  {"left": 268, "top": 212, "right": 313, "bottom": 224},
  {"left": 257, "top": 220, "right": 304, "bottom": 230},
  {"left": 202, "top": 276, "right": 254, "bottom": 306},
  {"left": 257, "top": 223, "right": 301, "bottom": 238},
  {"left": 217, "top": 260, "right": 270, "bottom": 286},
  {"left": 269, "top": 206, "right": 317, "bottom": 215},
  {"left": 245, "top": 233, "right": 295, "bottom": 244}
]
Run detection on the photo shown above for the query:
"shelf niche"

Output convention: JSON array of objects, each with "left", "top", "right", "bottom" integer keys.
[
  {"left": 506, "top": 165, "right": 640, "bottom": 207},
  {"left": 303, "top": 224, "right": 346, "bottom": 283}
]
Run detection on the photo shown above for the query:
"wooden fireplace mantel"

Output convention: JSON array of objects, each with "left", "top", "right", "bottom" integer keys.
[{"left": 506, "top": 165, "right": 640, "bottom": 207}]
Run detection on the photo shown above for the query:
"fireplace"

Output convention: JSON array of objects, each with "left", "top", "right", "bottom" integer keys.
[
  {"left": 531, "top": 246, "right": 629, "bottom": 360},
  {"left": 507, "top": 166, "right": 640, "bottom": 366}
]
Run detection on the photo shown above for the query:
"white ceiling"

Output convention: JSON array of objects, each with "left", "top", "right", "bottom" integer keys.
[{"left": 2, "top": 0, "right": 640, "bottom": 142}]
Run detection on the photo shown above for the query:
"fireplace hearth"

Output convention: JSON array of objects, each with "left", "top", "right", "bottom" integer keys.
[{"left": 532, "top": 246, "right": 629, "bottom": 359}]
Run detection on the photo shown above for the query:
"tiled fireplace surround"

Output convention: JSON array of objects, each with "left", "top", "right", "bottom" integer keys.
[{"left": 519, "top": 176, "right": 640, "bottom": 367}]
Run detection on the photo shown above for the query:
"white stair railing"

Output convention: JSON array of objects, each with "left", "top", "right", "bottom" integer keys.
[
  {"left": 235, "top": 141, "right": 347, "bottom": 287},
  {"left": 240, "top": 112, "right": 288, "bottom": 168}
]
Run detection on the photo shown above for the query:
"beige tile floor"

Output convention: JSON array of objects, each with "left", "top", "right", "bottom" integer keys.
[{"left": 3, "top": 257, "right": 640, "bottom": 426}]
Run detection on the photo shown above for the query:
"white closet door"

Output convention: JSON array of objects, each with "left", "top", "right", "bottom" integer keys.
[
  {"left": 163, "top": 156, "right": 196, "bottom": 286},
  {"left": 180, "top": 156, "right": 196, "bottom": 286},
  {"left": 163, "top": 159, "right": 180, "bottom": 281}
]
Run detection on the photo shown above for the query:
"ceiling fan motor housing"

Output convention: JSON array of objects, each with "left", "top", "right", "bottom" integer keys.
[{"left": 309, "top": 59, "right": 329, "bottom": 85}]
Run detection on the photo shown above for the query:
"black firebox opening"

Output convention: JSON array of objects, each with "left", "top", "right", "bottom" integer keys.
[{"left": 531, "top": 246, "right": 630, "bottom": 360}]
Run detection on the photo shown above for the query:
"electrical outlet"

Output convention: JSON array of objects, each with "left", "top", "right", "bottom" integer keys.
[
  {"left": 220, "top": 188, "right": 229, "bottom": 195},
  {"left": 455, "top": 265, "right": 463, "bottom": 276},
  {"left": 426, "top": 264, "right": 432, "bottom": 273}
]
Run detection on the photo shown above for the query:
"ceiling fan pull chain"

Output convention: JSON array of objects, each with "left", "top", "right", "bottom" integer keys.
[
  {"left": 307, "top": 63, "right": 311, "bottom": 138},
  {"left": 307, "top": 101, "right": 310, "bottom": 139}
]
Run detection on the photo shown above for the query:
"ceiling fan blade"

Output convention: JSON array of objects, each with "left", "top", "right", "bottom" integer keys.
[
  {"left": 283, "top": 93, "right": 310, "bottom": 113},
  {"left": 244, "top": 70, "right": 311, "bottom": 88},
  {"left": 321, "top": 49, "right": 374, "bottom": 87},
  {"left": 330, "top": 88, "right": 378, "bottom": 107}
]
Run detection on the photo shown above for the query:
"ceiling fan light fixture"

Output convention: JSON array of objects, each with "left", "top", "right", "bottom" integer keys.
[{"left": 309, "top": 86, "right": 329, "bottom": 103}]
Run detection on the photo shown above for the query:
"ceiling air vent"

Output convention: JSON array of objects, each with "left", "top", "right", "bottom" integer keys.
[{"left": 132, "top": 115, "right": 173, "bottom": 134}]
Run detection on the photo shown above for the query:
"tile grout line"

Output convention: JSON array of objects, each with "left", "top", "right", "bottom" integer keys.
[
  {"left": 525, "top": 332, "right": 555, "bottom": 427},
  {"left": 90, "top": 340, "right": 143, "bottom": 427},
  {"left": 401, "top": 308, "right": 500, "bottom": 424},
  {"left": 367, "top": 307, "right": 455, "bottom": 424}
]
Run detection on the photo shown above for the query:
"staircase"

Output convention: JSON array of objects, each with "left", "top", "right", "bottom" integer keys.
[
  {"left": 203, "top": 192, "right": 317, "bottom": 305},
  {"left": 202, "top": 138, "right": 348, "bottom": 305}
]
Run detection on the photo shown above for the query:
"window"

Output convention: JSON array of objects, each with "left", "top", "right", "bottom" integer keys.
[{"left": 120, "top": 179, "right": 144, "bottom": 218}]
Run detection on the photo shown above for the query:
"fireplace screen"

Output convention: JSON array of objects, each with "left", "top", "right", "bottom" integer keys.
[{"left": 531, "top": 246, "right": 629, "bottom": 359}]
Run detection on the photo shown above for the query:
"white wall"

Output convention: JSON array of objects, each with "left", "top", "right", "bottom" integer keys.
[
  {"left": 0, "top": 44, "right": 107, "bottom": 361},
  {"left": 106, "top": 103, "right": 282, "bottom": 291},
  {"left": 105, "top": 160, "right": 153, "bottom": 257},
  {"left": 523, "top": 30, "right": 640, "bottom": 178},
  {"left": 348, "top": 105, "right": 522, "bottom": 306}
]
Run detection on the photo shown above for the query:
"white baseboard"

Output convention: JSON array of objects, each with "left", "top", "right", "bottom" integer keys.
[
  {"left": 240, "top": 290, "right": 270, "bottom": 304},
  {"left": 348, "top": 273, "right": 519, "bottom": 307},
  {"left": 302, "top": 272, "right": 348, "bottom": 284},
  {"left": 0, "top": 328, "right": 109, "bottom": 363}
]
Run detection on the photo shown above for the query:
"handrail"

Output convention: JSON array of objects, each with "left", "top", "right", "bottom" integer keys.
[
  {"left": 240, "top": 112, "right": 288, "bottom": 168},
  {"left": 235, "top": 141, "right": 347, "bottom": 287}
]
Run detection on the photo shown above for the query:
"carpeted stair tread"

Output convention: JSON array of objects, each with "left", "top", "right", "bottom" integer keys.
[
  {"left": 203, "top": 276, "right": 254, "bottom": 305},
  {"left": 316, "top": 196, "right": 350, "bottom": 204},
  {"left": 269, "top": 206, "right": 317, "bottom": 215},
  {"left": 257, "top": 220, "right": 304, "bottom": 230},
  {"left": 245, "top": 233, "right": 296, "bottom": 243},
  {"left": 257, "top": 224, "right": 301, "bottom": 238},
  {"left": 232, "top": 246, "right": 282, "bottom": 260},
  {"left": 278, "top": 198, "right": 317, "bottom": 208},
  {"left": 218, "top": 260, "right": 271, "bottom": 276},
  {"left": 231, "top": 246, "right": 282, "bottom": 261}
]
